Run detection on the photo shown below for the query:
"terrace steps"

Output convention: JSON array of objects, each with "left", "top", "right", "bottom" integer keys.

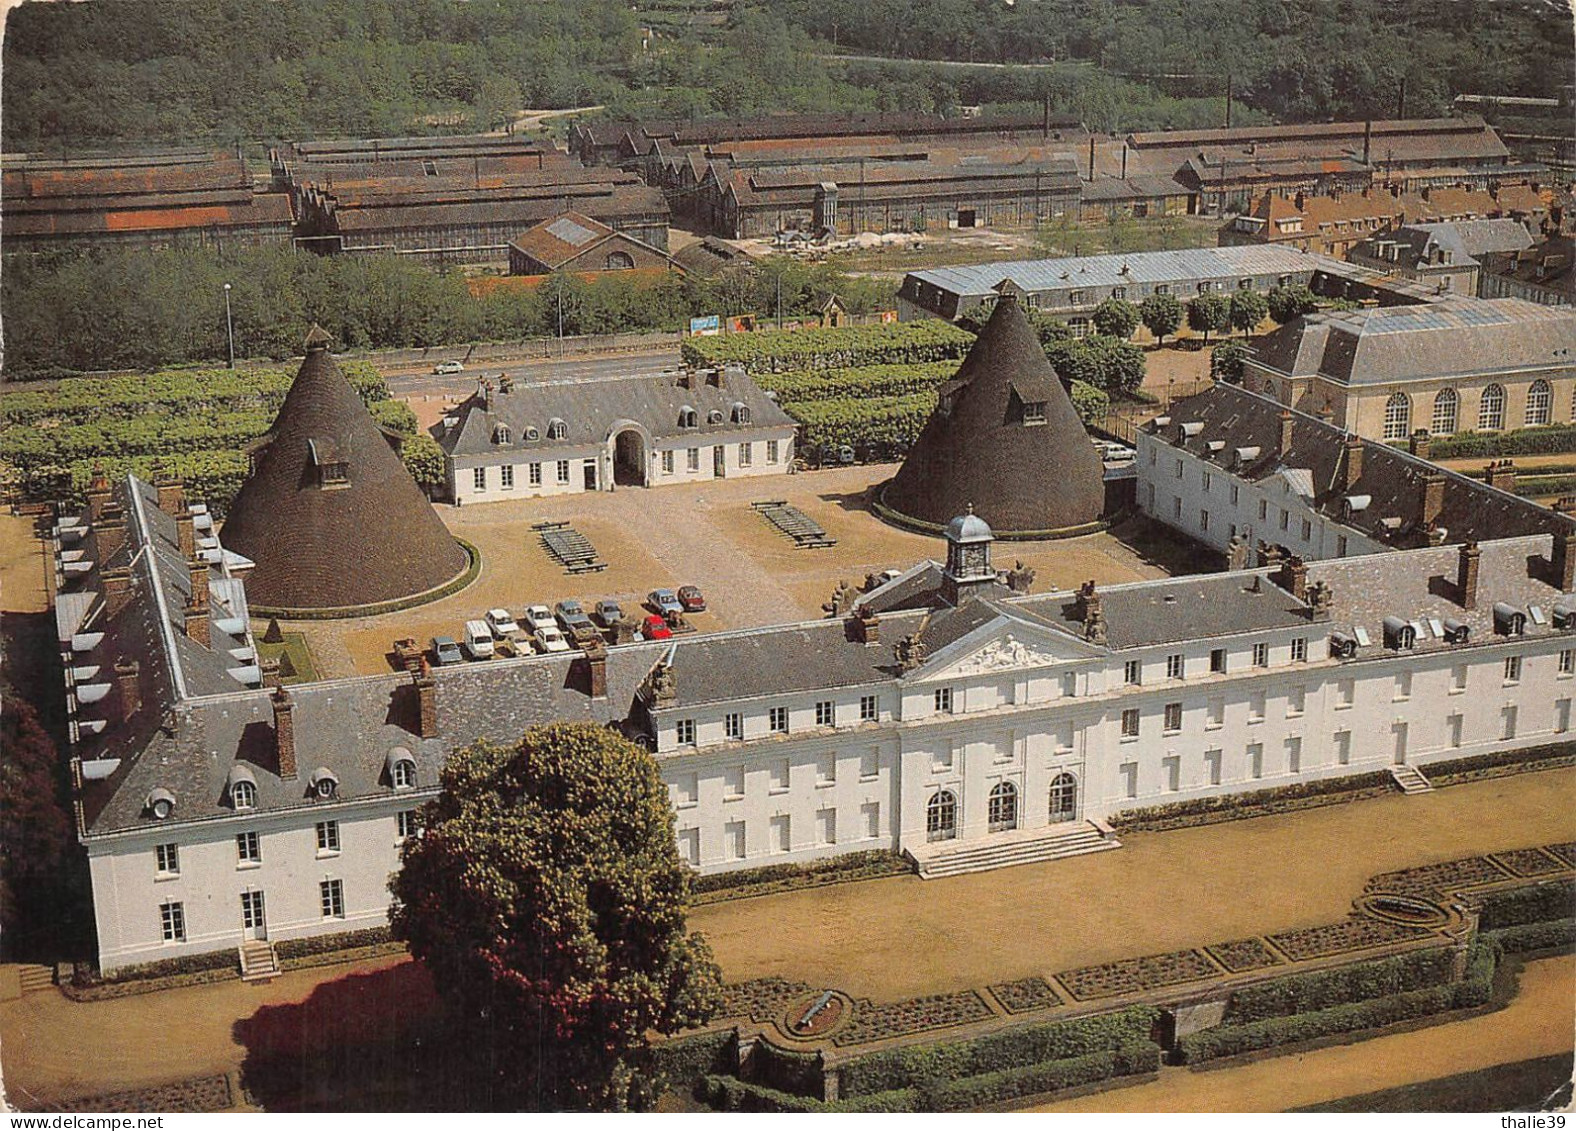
[
  {"left": 16, "top": 964, "right": 54, "bottom": 994},
  {"left": 908, "top": 821, "right": 1120, "bottom": 879},
  {"left": 1390, "top": 764, "right": 1434, "bottom": 795},
  {"left": 239, "top": 940, "right": 279, "bottom": 982}
]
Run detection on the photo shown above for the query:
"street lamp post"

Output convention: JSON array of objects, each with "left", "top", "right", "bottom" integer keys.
[{"left": 222, "top": 283, "right": 235, "bottom": 370}]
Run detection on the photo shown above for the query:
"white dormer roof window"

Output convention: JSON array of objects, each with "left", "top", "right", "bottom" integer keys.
[
  {"left": 309, "top": 767, "right": 340, "bottom": 800},
  {"left": 547, "top": 419, "right": 567, "bottom": 441}
]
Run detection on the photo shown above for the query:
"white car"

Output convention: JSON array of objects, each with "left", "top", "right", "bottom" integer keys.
[
  {"left": 462, "top": 620, "right": 495, "bottom": 660},
  {"left": 534, "top": 624, "right": 572, "bottom": 653},
  {"left": 485, "top": 607, "right": 521, "bottom": 640},
  {"left": 433, "top": 360, "right": 465, "bottom": 375},
  {"left": 524, "top": 604, "right": 555, "bottom": 633}
]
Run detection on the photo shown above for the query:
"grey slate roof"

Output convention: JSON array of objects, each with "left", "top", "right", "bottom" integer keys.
[{"left": 1413, "top": 219, "right": 1534, "bottom": 259}]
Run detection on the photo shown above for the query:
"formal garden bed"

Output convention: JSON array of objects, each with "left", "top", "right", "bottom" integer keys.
[
  {"left": 61, "top": 951, "right": 240, "bottom": 1001},
  {"left": 1363, "top": 855, "right": 1509, "bottom": 898},
  {"left": 1545, "top": 842, "right": 1576, "bottom": 868},
  {"left": 831, "top": 990, "right": 994, "bottom": 1047},
  {"left": 690, "top": 850, "right": 911, "bottom": 905},
  {"left": 1490, "top": 847, "right": 1568, "bottom": 878},
  {"left": 1205, "top": 937, "right": 1284, "bottom": 974},
  {"left": 1266, "top": 916, "right": 1434, "bottom": 962},
  {"left": 1054, "top": 948, "right": 1220, "bottom": 1002},
  {"left": 989, "top": 976, "right": 1063, "bottom": 1014},
  {"left": 718, "top": 977, "right": 815, "bottom": 1023}
]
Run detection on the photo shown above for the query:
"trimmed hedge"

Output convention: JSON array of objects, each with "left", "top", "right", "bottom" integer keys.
[
  {"left": 754, "top": 1042, "right": 823, "bottom": 1096},
  {"left": 78, "top": 948, "right": 237, "bottom": 986},
  {"left": 1429, "top": 425, "right": 1576, "bottom": 461},
  {"left": 1176, "top": 942, "right": 1497, "bottom": 1064},
  {"left": 1486, "top": 920, "right": 1576, "bottom": 954},
  {"left": 1476, "top": 880, "right": 1576, "bottom": 931},
  {"left": 1110, "top": 771, "right": 1392, "bottom": 833},
  {"left": 838, "top": 1005, "right": 1157, "bottom": 1098},
  {"left": 692, "top": 849, "right": 909, "bottom": 901},
  {"left": 653, "top": 1029, "right": 736, "bottom": 1088},
  {"left": 1222, "top": 946, "right": 1458, "bottom": 1025},
  {"left": 273, "top": 925, "right": 393, "bottom": 962},
  {"left": 680, "top": 321, "right": 975, "bottom": 372},
  {"left": 1426, "top": 742, "right": 1576, "bottom": 786}
]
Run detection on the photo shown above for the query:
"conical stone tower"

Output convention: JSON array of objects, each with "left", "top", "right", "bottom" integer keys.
[
  {"left": 882, "top": 294, "right": 1106, "bottom": 535},
  {"left": 220, "top": 327, "right": 468, "bottom": 611}
]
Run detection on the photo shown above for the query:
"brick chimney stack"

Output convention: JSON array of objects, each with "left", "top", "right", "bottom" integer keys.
[
  {"left": 273, "top": 685, "right": 297, "bottom": 780},
  {"left": 176, "top": 507, "right": 196, "bottom": 560},
  {"left": 1339, "top": 433, "right": 1364, "bottom": 493},
  {"left": 1421, "top": 471, "right": 1447, "bottom": 530},
  {"left": 1457, "top": 540, "right": 1481, "bottom": 610},
  {"left": 85, "top": 465, "right": 112, "bottom": 522},
  {"left": 94, "top": 504, "right": 128, "bottom": 564},
  {"left": 101, "top": 567, "right": 134, "bottom": 619},
  {"left": 1408, "top": 429, "right": 1432, "bottom": 461},
  {"left": 188, "top": 559, "right": 210, "bottom": 612},
  {"left": 184, "top": 589, "right": 210, "bottom": 647},
  {"left": 851, "top": 605, "right": 881, "bottom": 646},
  {"left": 114, "top": 657, "right": 142, "bottom": 723},
  {"left": 155, "top": 475, "right": 185, "bottom": 516},
  {"left": 415, "top": 660, "right": 439, "bottom": 737},
  {"left": 1553, "top": 530, "right": 1576, "bottom": 592},
  {"left": 1485, "top": 459, "right": 1517, "bottom": 493},
  {"left": 1278, "top": 409, "right": 1294, "bottom": 457},
  {"left": 582, "top": 641, "right": 608, "bottom": 700},
  {"left": 1278, "top": 555, "right": 1308, "bottom": 601}
]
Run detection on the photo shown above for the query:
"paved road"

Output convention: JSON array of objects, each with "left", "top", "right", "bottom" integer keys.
[{"left": 385, "top": 348, "right": 684, "bottom": 400}]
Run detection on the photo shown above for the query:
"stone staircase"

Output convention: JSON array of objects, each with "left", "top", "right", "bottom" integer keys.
[
  {"left": 908, "top": 821, "right": 1121, "bottom": 880},
  {"left": 238, "top": 940, "right": 280, "bottom": 982},
  {"left": 1390, "top": 764, "right": 1434, "bottom": 795},
  {"left": 16, "top": 964, "right": 54, "bottom": 994}
]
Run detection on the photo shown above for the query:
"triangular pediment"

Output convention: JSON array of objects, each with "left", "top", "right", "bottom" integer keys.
[{"left": 912, "top": 607, "right": 1103, "bottom": 682}]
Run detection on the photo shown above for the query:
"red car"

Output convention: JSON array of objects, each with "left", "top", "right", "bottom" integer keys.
[
  {"left": 642, "top": 615, "right": 673, "bottom": 641},
  {"left": 677, "top": 584, "right": 707, "bottom": 612}
]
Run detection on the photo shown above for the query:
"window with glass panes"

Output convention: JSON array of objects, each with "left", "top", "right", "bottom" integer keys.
[
  {"left": 160, "top": 901, "right": 186, "bottom": 942},
  {"left": 396, "top": 811, "right": 417, "bottom": 841},
  {"left": 769, "top": 706, "right": 788, "bottom": 732},
  {"left": 236, "top": 831, "right": 261, "bottom": 865},
  {"left": 155, "top": 843, "right": 179, "bottom": 875},
  {"left": 860, "top": 694, "right": 878, "bottom": 721},
  {"left": 316, "top": 821, "right": 339, "bottom": 853},
  {"left": 320, "top": 879, "right": 345, "bottom": 919},
  {"left": 815, "top": 700, "right": 834, "bottom": 726}
]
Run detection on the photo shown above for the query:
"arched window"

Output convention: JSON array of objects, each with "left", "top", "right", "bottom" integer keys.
[
  {"left": 1525, "top": 379, "right": 1551, "bottom": 426},
  {"left": 988, "top": 781, "right": 1018, "bottom": 832},
  {"left": 547, "top": 418, "right": 567, "bottom": 441},
  {"left": 604, "top": 251, "right": 636, "bottom": 270},
  {"left": 524, "top": 425, "right": 540, "bottom": 442},
  {"left": 492, "top": 423, "right": 512, "bottom": 445},
  {"left": 1382, "top": 392, "right": 1411, "bottom": 441},
  {"left": 1049, "top": 773, "right": 1077, "bottom": 823},
  {"left": 1431, "top": 388, "right": 1459, "bottom": 436},
  {"left": 387, "top": 748, "right": 417, "bottom": 790},
  {"left": 1479, "top": 384, "right": 1505, "bottom": 431},
  {"left": 232, "top": 780, "right": 256, "bottom": 810},
  {"left": 731, "top": 402, "right": 751, "bottom": 424},
  {"left": 707, "top": 409, "right": 724, "bottom": 424},
  {"left": 678, "top": 406, "right": 697, "bottom": 429},
  {"left": 926, "top": 790, "right": 957, "bottom": 842}
]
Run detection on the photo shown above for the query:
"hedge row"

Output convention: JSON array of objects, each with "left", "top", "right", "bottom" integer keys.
[
  {"left": 1485, "top": 920, "right": 1576, "bottom": 954},
  {"left": 1429, "top": 425, "right": 1576, "bottom": 461},
  {"left": 753, "top": 361, "right": 957, "bottom": 403},
  {"left": 754, "top": 1041, "right": 823, "bottom": 1096},
  {"left": 692, "top": 849, "right": 910, "bottom": 903},
  {"left": 1476, "top": 880, "right": 1576, "bottom": 931},
  {"left": 1426, "top": 742, "right": 1576, "bottom": 786},
  {"left": 652, "top": 1030, "right": 736, "bottom": 1088},
  {"left": 1222, "top": 946, "right": 1458, "bottom": 1025},
  {"left": 781, "top": 392, "right": 936, "bottom": 452},
  {"left": 4, "top": 409, "right": 275, "bottom": 471},
  {"left": 680, "top": 321, "right": 975, "bottom": 372},
  {"left": 1176, "top": 943, "right": 1497, "bottom": 1064},
  {"left": 273, "top": 925, "right": 394, "bottom": 961},
  {"left": 1109, "top": 771, "right": 1393, "bottom": 833},
  {"left": 697, "top": 1041, "right": 1159, "bottom": 1112},
  {"left": 838, "top": 1004, "right": 1158, "bottom": 1097}
]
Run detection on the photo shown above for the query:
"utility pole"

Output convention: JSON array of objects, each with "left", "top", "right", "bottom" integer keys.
[{"left": 223, "top": 283, "right": 235, "bottom": 369}]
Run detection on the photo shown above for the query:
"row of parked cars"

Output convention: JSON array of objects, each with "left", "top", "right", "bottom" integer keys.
[{"left": 432, "top": 586, "right": 708, "bottom": 663}]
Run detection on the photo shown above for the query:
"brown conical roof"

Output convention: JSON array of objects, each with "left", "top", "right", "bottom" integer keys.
[
  {"left": 219, "top": 337, "right": 466, "bottom": 610},
  {"left": 883, "top": 295, "right": 1105, "bottom": 534}
]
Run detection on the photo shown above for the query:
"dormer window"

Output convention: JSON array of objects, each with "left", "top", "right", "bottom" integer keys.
[
  {"left": 309, "top": 766, "right": 339, "bottom": 800},
  {"left": 307, "top": 439, "right": 349, "bottom": 489},
  {"left": 707, "top": 409, "right": 724, "bottom": 425},
  {"left": 493, "top": 423, "right": 512, "bottom": 445},
  {"left": 731, "top": 402, "right": 751, "bottom": 424},
  {"left": 524, "top": 426, "right": 540, "bottom": 442},
  {"left": 1023, "top": 401, "right": 1046, "bottom": 425},
  {"left": 228, "top": 765, "right": 258, "bottom": 811},
  {"left": 547, "top": 419, "right": 566, "bottom": 441},
  {"left": 387, "top": 747, "right": 417, "bottom": 790},
  {"left": 679, "top": 406, "right": 698, "bottom": 429},
  {"left": 146, "top": 788, "right": 176, "bottom": 820}
]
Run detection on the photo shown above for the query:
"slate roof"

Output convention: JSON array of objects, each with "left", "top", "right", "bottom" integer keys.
[
  {"left": 883, "top": 293, "right": 1106, "bottom": 534},
  {"left": 1412, "top": 219, "right": 1534, "bottom": 258},
  {"left": 671, "top": 237, "right": 752, "bottom": 277},
  {"left": 219, "top": 335, "right": 468, "bottom": 610},
  {"left": 1249, "top": 297, "right": 1576, "bottom": 386},
  {"left": 1154, "top": 384, "right": 1576, "bottom": 549},
  {"left": 438, "top": 366, "right": 794, "bottom": 460}
]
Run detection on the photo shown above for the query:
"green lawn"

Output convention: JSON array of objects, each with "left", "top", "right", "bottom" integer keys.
[
  {"left": 256, "top": 630, "right": 319, "bottom": 684},
  {"left": 1295, "top": 1052, "right": 1575, "bottom": 1113}
]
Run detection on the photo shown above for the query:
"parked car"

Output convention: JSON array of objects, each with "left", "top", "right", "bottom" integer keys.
[
  {"left": 462, "top": 620, "right": 495, "bottom": 659},
  {"left": 554, "top": 599, "right": 600, "bottom": 645},
  {"left": 431, "top": 636, "right": 464, "bottom": 666},
  {"left": 648, "top": 588, "right": 683, "bottom": 617},
  {"left": 523, "top": 604, "right": 556, "bottom": 633},
  {"left": 534, "top": 624, "right": 572, "bottom": 653},
  {"left": 485, "top": 607, "right": 522, "bottom": 640},
  {"left": 433, "top": 359, "right": 465, "bottom": 375},
  {"left": 641, "top": 615, "right": 673, "bottom": 641},
  {"left": 677, "top": 585, "right": 707, "bottom": 613},
  {"left": 593, "top": 599, "right": 623, "bottom": 627}
]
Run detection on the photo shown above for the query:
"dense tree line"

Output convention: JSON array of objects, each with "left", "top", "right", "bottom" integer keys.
[{"left": 2, "top": 245, "right": 897, "bottom": 375}]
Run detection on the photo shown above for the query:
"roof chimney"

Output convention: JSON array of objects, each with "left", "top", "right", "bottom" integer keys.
[
  {"left": 1485, "top": 459, "right": 1516, "bottom": 493},
  {"left": 1421, "top": 471, "right": 1447, "bottom": 530},
  {"left": 582, "top": 640, "right": 608, "bottom": 700},
  {"left": 184, "top": 589, "right": 210, "bottom": 647},
  {"left": 85, "top": 465, "right": 112, "bottom": 522},
  {"left": 1408, "top": 429, "right": 1432, "bottom": 460},
  {"left": 176, "top": 507, "right": 196, "bottom": 560},
  {"left": 155, "top": 475, "right": 185, "bottom": 516},
  {"left": 850, "top": 605, "right": 881, "bottom": 646},
  {"left": 415, "top": 660, "right": 439, "bottom": 737},
  {"left": 1553, "top": 530, "right": 1576, "bottom": 592},
  {"left": 188, "top": 559, "right": 210, "bottom": 612},
  {"left": 1078, "top": 580, "right": 1107, "bottom": 644},
  {"left": 273, "top": 685, "right": 297, "bottom": 780},
  {"left": 1277, "top": 555, "right": 1308, "bottom": 601},
  {"left": 1278, "top": 409, "right": 1294, "bottom": 457},
  {"left": 114, "top": 657, "right": 142, "bottom": 724},
  {"left": 94, "top": 504, "right": 128, "bottom": 565},
  {"left": 101, "top": 566, "right": 134, "bottom": 619},
  {"left": 1339, "top": 433, "right": 1365, "bottom": 492},
  {"left": 1457, "top": 539, "right": 1481, "bottom": 610}
]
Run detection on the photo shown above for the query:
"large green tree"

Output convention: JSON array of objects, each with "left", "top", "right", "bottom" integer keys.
[
  {"left": 1092, "top": 297, "right": 1140, "bottom": 340},
  {"left": 389, "top": 723, "right": 722, "bottom": 1111},
  {"left": 1228, "top": 289, "right": 1269, "bottom": 337},
  {"left": 1187, "top": 292, "right": 1232, "bottom": 345},
  {"left": 1138, "top": 292, "right": 1183, "bottom": 347}
]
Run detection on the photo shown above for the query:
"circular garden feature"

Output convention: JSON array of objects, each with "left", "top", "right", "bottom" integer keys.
[
  {"left": 782, "top": 990, "right": 850, "bottom": 1040},
  {"left": 1356, "top": 892, "right": 1451, "bottom": 928}
]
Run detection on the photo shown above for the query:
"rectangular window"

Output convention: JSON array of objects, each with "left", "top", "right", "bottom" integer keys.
[
  {"left": 1279, "top": 509, "right": 1289, "bottom": 532},
  {"left": 1205, "top": 748, "right": 1223, "bottom": 786},
  {"left": 320, "top": 879, "right": 345, "bottom": 920},
  {"left": 1335, "top": 730, "right": 1352, "bottom": 765},
  {"left": 1504, "top": 655, "right": 1522, "bottom": 684},
  {"left": 769, "top": 706, "right": 789, "bottom": 733},
  {"left": 725, "top": 821, "right": 746, "bottom": 860},
  {"left": 1300, "top": 518, "right": 1312, "bottom": 541},
  {"left": 739, "top": 442, "right": 753, "bottom": 467},
  {"left": 155, "top": 843, "right": 179, "bottom": 876},
  {"left": 1200, "top": 510, "right": 1210, "bottom": 532},
  {"left": 1206, "top": 698, "right": 1225, "bottom": 729},
  {"left": 680, "top": 828, "right": 700, "bottom": 865},
  {"left": 472, "top": 467, "right": 486, "bottom": 491},
  {"left": 676, "top": 718, "right": 696, "bottom": 746},
  {"left": 1336, "top": 679, "right": 1354, "bottom": 708},
  {"left": 1286, "top": 736, "right": 1302, "bottom": 774},
  {"left": 529, "top": 462, "right": 543, "bottom": 486},
  {"left": 1163, "top": 702, "right": 1183, "bottom": 733},
  {"left": 160, "top": 901, "right": 186, "bottom": 943},
  {"left": 860, "top": 695, "right": 878, "bottom": 722},
  {"left": 1249, "top": 692, "right": 1266, "bottom": 722},
  {"left": 724, "top": 765, "right": 745, "bottom": 799},
  {"left": 770, "top": 815, "right": 790, "bottom": 854},
  {"left": 1210, "top": 648, "right": 1228, "bottom": 674},
  {"left": 1288, "top": 685, "right": 1306, "bottom": 717},
  {"left": 1124, "top": 659, "right": 1141, "bottom": 686},
  {"left": 1394, "top": 672, "right": 1412, "bottom": 701},
  {"left": 1252, "top": 642, "right": 1269, "bottom": 668},
  {"left": 500, "top": 464, "right": 515, "bottom": 489},
  {"left": 1163, "top": 755, "right": 1181, "bottom": 792},
  {"left": 1248, "top": 743, "right": 1264, "bottom": 779},
  {"left": 767, "top": 440, "right": 780, "bottom": 464},
  {"left": 1121, "top": 707, "right": 1141, "bottom": 738},
  {"left": 1167, "top": 653, "right": 1185, "bottom": 680},
  {"left": 724, "top": 712, "right": 743, "bottom": 740},
  {"left": 1561, "top": 650, "right": 1575, "bottom": 676},
  {"left": 661, "top": 450, "right": 675, "bottom": 475},
  {"left": 769, "top": 760, "right": 789, "bottom": 793},
  {"left": 1452, "top": 664, "right": 1469, "bottom": 693},
  {"left": 816, "top": 753, "right": 836, "bottom": 786},
  {"left": 1230, "top": 484, "right": 1240, "bottom": 506},
  {"left": 862, "top": 801, "right": 880, "bottom": 840},
  {"left": 1155, "top": 283, "right": 1170, "bottom": 295},
  {"left": 396, "top": 810, "right": 416, "bottom": 841},
  {"left": 316, "top": 821, "right": 339, "bottom": 854},
  {"left": 1258, "top": 499, "right": 1268, "bottom": 521},
  {"left": 237, "top": 831, "right": 261, "bottom": 865},
  {"left": 556, "top": 459, "right": 571, "bottom": 484},
  {"left": 675, "top": 772, "right": 698, "bottom": 807},
  {"left": 1173, "top": 496, "right": 1182, "bottom": 520},
  {"left": 1202, "top": 470, "right": 1212, "bottom": 492},
  {"left": 935, "top": 687, "right": 953, "bottom": 714},
  {"left": 860, "top": 749, "right": 879, "bottom": 780},
  {"left": 815, "top": 700, "right": 835, "bottom": 727},
  {"left": 1291, "top": 637, "right": 1307, "bottom": 663},
  {"left": 1336, "top": 535, "right": 1348, "bottom": 557},
  {"left": 687, "top": 448, "right": 700, "bottom": 472},
  {"left": 1174, "top": 458, "right": 1185, "bottom": 480},
  {"left": 817, "top": 808, "right": 837, "bottom": 846}
]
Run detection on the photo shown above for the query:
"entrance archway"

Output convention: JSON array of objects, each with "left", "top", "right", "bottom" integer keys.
[
  {"left": 613, "top": 429, "right": 646, "bottom": 487},
  {"left": 1049, "top": 772, "right": 1077, "bottom": 823}
]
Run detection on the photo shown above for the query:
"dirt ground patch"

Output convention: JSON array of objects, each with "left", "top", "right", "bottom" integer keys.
[
  {"left": 0, "top": 513, "right": 50, "bottom": 615},
  {"left": 293, "top": 464, "right": 1167, "bottom": 677},
  {"left": 690, "top": 768, "right": 1576, "bottom": 1002},
  {"left": 1032, "top": 955, "right": 1576, "bottom": 1113}
]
